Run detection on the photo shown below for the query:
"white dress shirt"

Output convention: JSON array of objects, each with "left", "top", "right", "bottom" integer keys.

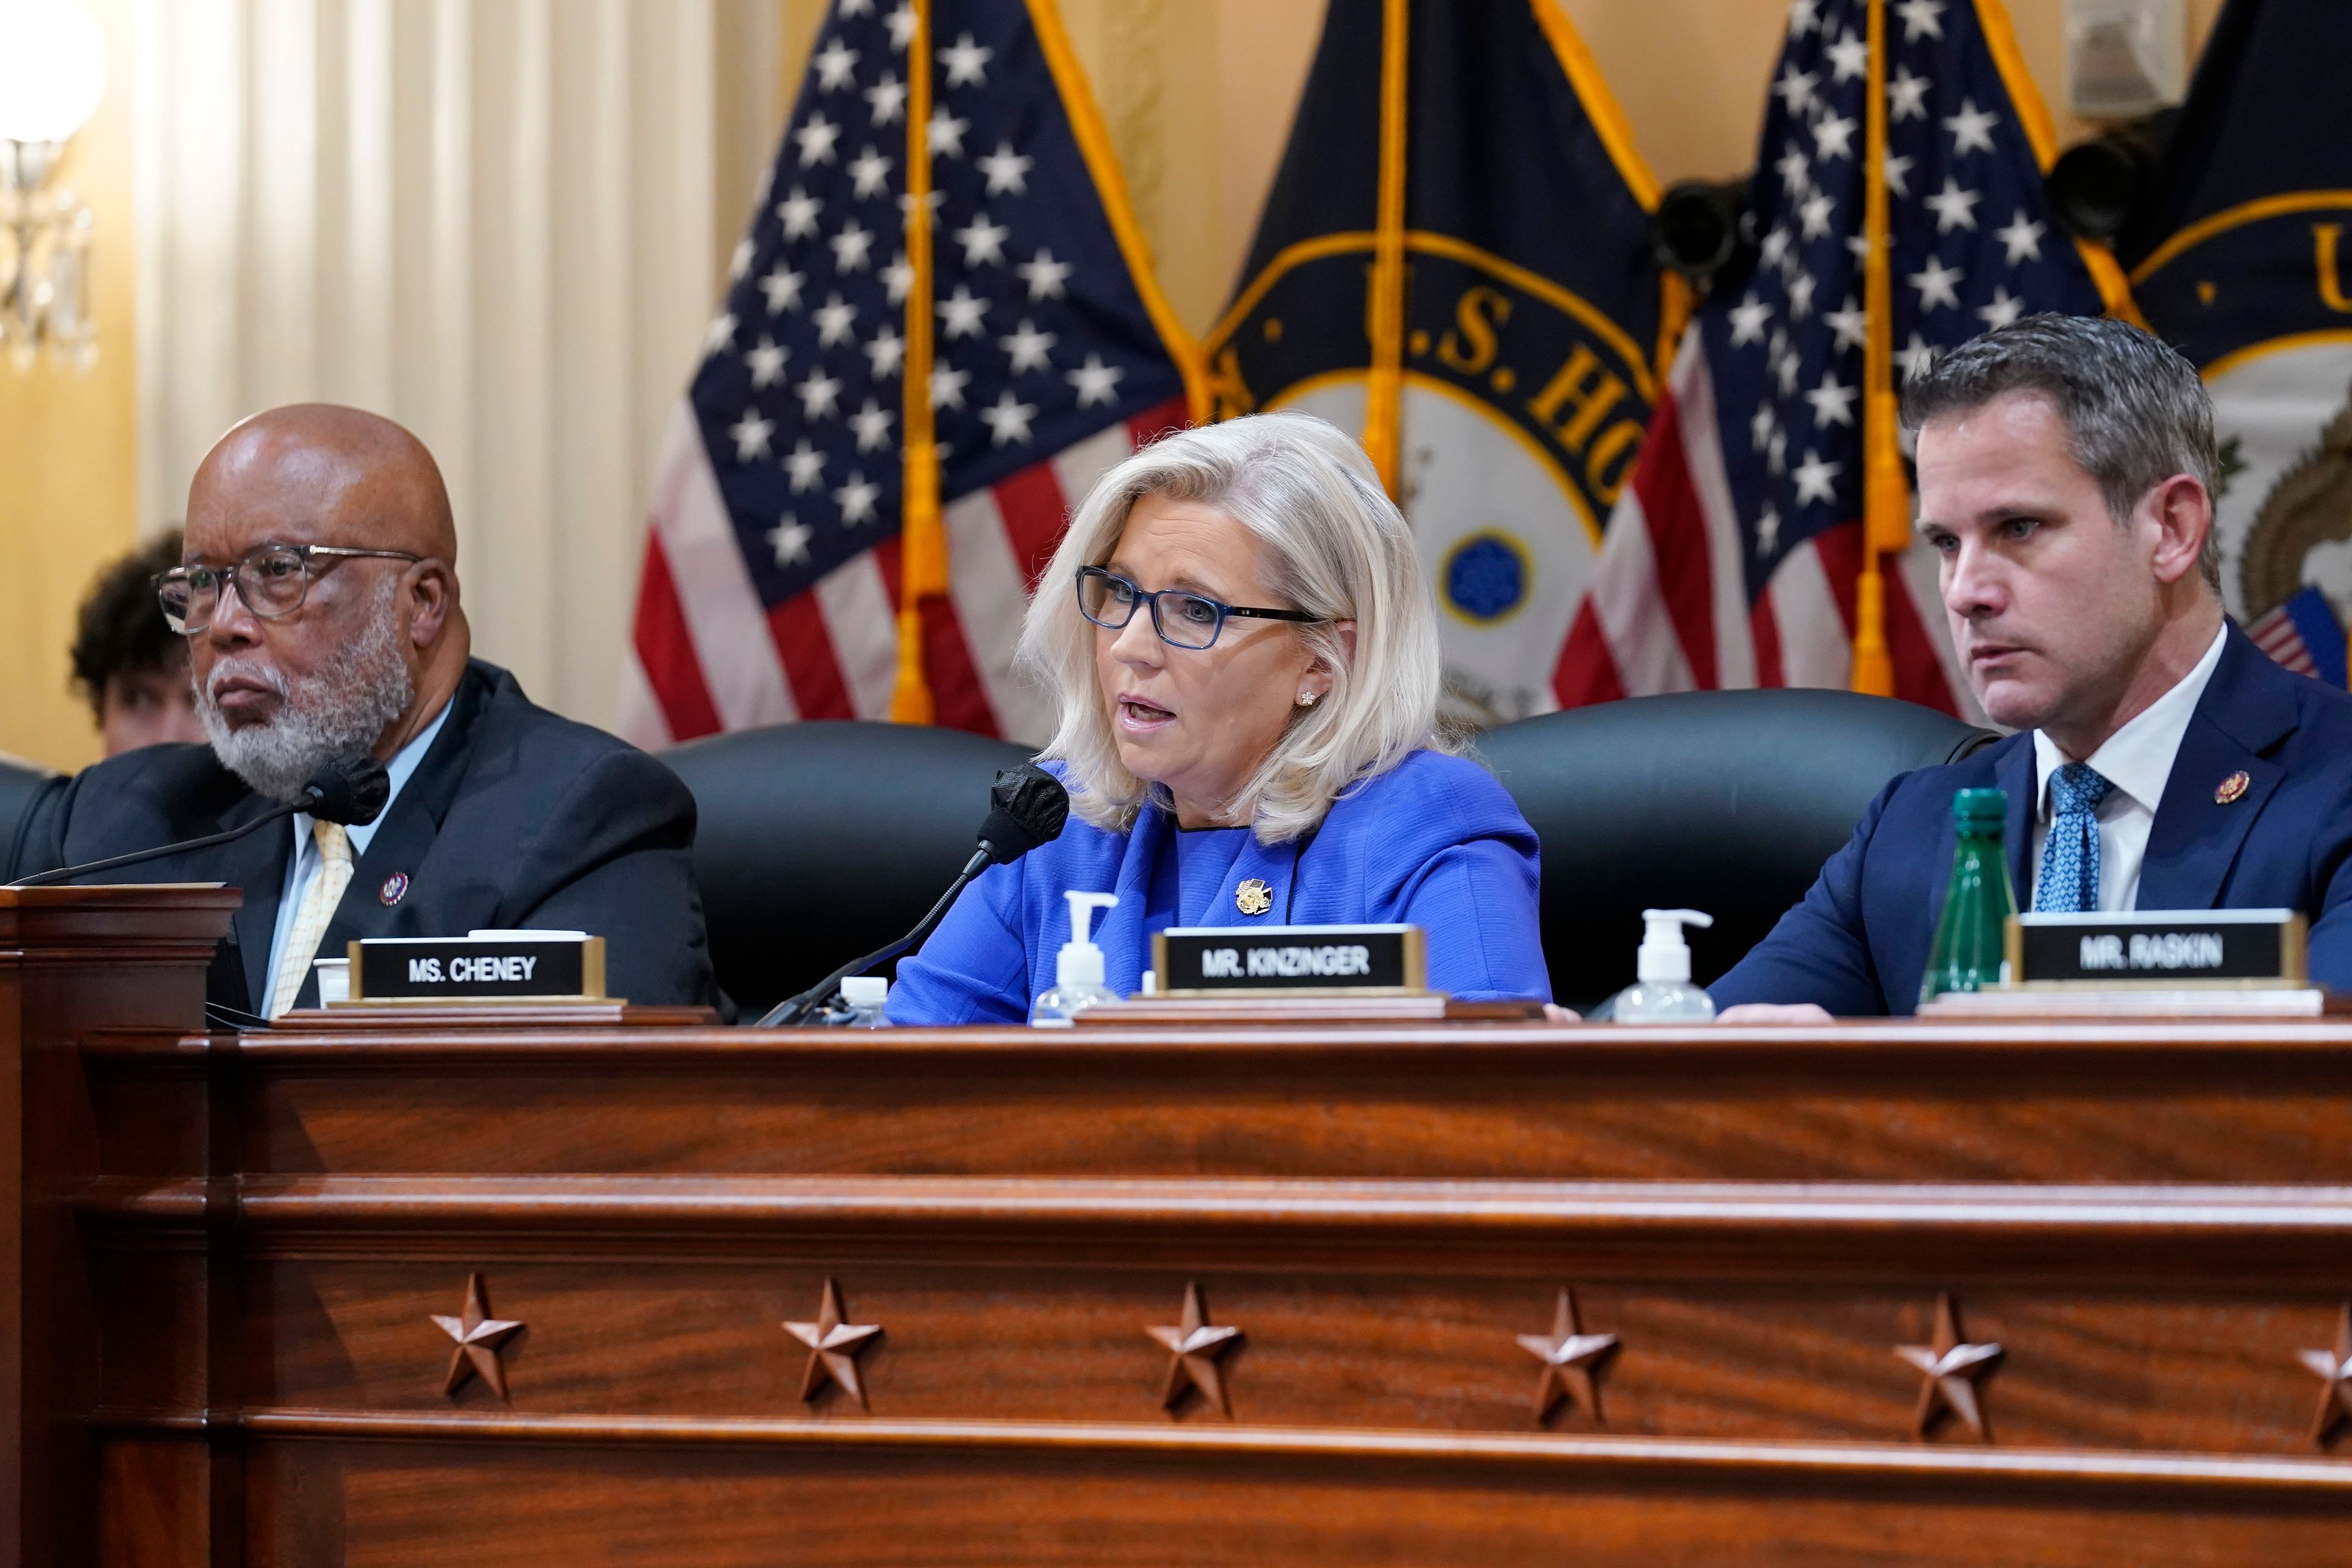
[
  {"left": 2027, "top": 623, "right": 2228, "bottom": 913},
  {"left": 260, "top": 701, "right": 453, "bottom": 1014}
]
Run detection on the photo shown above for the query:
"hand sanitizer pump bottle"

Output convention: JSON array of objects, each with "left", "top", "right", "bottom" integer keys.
[
  {"left": 1032, "top": 891, "right": 1121, "bottom": 1027},
  {"left": 837, "top": 975, "right": 889, "bottom": 1028},
  {"left": 1608, "top": 908, "right": 1717, "bottom": 1022}
]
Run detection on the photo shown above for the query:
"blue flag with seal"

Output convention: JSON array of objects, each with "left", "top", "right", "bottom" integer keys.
[
  {"left": 1200, "top": 0, "right": 1677, "bottom": 728},
  {"left": 2118, "top": 0, "right": 2352, "bottom": 669}
]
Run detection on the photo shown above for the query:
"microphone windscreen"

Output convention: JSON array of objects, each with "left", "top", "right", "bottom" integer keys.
[
  {"left": 976, "top": 763, "right": 1069, "bottom": 864},
  {"left": 303, "top": 753, "right": 393, "bottom": 826}
]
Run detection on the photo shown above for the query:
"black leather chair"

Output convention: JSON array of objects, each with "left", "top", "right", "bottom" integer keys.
[
  {"left": 1474, "top": 690, "right": 1997, "bottom": 1010},
  {"left": 662, "top": 720, "right": 1034, "bottom": 1014},
  {"left": 0, "top": 756, "right": 61, "bottom": 880}
]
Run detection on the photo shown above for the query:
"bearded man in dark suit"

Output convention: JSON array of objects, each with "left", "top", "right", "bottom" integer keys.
[{"left": 10, "top": 404, "right": 716, "bottom": 1017}]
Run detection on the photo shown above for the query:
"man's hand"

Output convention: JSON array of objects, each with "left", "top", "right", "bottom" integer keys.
[
  {"left": 1716, "top": 1002, "right": 1834, "bottom": 1025},
  {"left": 1542, "top": 1003, "right": 1581, "bottom": 1024}
]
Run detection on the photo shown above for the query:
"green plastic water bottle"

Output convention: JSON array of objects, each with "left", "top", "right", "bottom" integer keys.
[{"left": 1918, "top": 788, "right": 2016, "bottom": 1006}]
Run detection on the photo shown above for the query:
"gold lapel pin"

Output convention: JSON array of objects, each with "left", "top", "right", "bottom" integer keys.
[
  {"left": 1235, "top": 878, "right": 1272, "bottom": 916},
  {"left": 2215, "top": 771, "right": 2251, "bottom": 805}
]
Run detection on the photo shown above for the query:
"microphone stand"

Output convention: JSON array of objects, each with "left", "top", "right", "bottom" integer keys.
[
  {"left": 755, "top": 845, "right": 992, "bottom": 1028},
  {"left": 9, "top": 753, "right": 388, "bottom": 891},
  {"left": 7, "top": 803, "right": 301, "bottom": 889}
]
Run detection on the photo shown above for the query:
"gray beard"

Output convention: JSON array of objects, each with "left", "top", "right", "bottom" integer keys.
[{"left": 197, "top": 589, "right": 417, "bottom": 803}]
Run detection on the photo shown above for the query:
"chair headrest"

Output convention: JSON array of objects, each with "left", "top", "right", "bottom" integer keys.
[
  {"left": 1476, "top": 689, "right": 1994, "bottom": 1008},
  {"left": 663, "top": 721, "right": 1036, "bottom": 1012}
]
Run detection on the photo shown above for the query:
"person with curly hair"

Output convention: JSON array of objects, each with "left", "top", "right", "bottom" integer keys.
[{"left": 70, "top": 529, "right": 206, "bottom": 756}]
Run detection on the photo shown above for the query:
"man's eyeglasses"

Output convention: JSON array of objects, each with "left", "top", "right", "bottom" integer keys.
[
  {"left": 156, "top": 543, "right": 421, "bottom": 635},
  {"left": 1074, "top": 565, "right": 1322, "bottom": 651}
]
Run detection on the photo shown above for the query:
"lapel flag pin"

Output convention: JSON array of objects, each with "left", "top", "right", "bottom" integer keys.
[
  {"left": 1234, "top": 878, "right": 1273, "bottom": 916},
  {"left": 2215, "top": 771, "right": 2251, "bottom": 805},
  {"left": 379, "top": 872, "right": 410, "bottom": 906}
]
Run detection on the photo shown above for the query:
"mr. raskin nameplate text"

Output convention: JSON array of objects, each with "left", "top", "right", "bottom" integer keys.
[
  {"left": 2008, "top": 909, "right": 2305, "bottom": 986},
  {"left": 348, "top": 935, "right": 606, "bottom": 1003},
  {"left": 1152, "top": 924, "right": 1426, "bottom": 996}
]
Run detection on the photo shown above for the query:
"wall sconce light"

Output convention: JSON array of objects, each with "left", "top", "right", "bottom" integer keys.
[{"left": 0, "top": 0, "right": 108, "bottom": 371}]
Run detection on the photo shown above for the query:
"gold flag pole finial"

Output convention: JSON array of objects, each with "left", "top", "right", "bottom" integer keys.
[
  {"left": 890, "top": 0, "right": 944, "bottom": 725},
  {"left": 1360, "top": 0, "right": 1411, "bottom": 499},
  {"left": 1852, "top": 0, "right": 1907, "bottom": 699}
]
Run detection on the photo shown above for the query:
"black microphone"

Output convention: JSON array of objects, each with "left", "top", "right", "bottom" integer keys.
[
  {"left": 970, "top": 761, "right": 1071, "bottom": 872},
  {"left": 8, "top": 753, "right": 393, "bottom": 889},
  {"left": 757, "top": 763, "right": 1070, "bottom": 1027},
  {"left": 302, "top": 753, "right": 393, "bottom": 827}
]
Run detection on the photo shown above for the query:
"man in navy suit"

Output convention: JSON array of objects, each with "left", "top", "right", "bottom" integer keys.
[
  {"left": 9, "top": 405, "right": 716, "bottom": 1018},
  {"left": 1711, "top": 315, "right": 2352, "bottom": 1019}
]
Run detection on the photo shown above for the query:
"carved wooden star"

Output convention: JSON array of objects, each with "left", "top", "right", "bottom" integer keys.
[
  {"left": 1516, "top": 1287, "right": 1619, "bottom": 1424},
  {"left": 1147, "top": 1283, "right": 1243, "bottom": 1415},
  {"left": 431, "top": 1273, "right": 525, "bottom": 1400},
  {"left": 784, "top": 1278, "right": 883, "bottom": 1408},
  {"left": 2296, "top": 1302, "right": 2352, "bottom": 1446},
  {"left": 1894, "top": 1293, "right": 2002, "bottom": 1440}
]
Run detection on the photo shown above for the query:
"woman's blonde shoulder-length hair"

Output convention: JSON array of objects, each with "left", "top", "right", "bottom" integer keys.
[{"left": 1018, "top": 410, "right": 1444, "bottom": 843}]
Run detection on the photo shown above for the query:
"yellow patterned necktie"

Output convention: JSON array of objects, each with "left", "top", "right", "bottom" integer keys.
[{"left": 268, "top": 820, "right": 354, "bottom": 1019}]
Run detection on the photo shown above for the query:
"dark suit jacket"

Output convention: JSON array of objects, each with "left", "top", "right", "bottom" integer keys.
[
  {"left": 8, "top": 660, "right": 716, "bottom": 1013},
  {"left": 1709, "top": 625, "right": 2352, "bottom": 1016}
]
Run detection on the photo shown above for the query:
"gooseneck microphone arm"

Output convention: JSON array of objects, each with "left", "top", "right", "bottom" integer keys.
[
  {"left": 754, "top": 844, "right": 994, "bottom": 1028},
  {"left": 8, "top": 803, "right": 304, "bottom": 888},
  {"left": 6, "top": 753, "right": 394, "bottom": 891},
  {"left": 755, "top": 763, "right": 1071, "bottom": 1029}
]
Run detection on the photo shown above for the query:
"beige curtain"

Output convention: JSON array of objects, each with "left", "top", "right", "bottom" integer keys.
[{"left": 132, "top": 0, "right": 794, "bottom": 729}]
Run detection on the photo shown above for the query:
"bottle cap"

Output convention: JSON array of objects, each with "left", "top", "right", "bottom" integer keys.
[
  {"left": 1636, "top": 907, "right": 1713, "bottom": 984},
  {"left": 840, "top": 975, "right": 888, "bottom": 1008},
  {"left": 1951, "top": 787, "right": 2008, "bottom": 829},
  {"left": 1056, "top": 889, "right": 1120, "bottom": 989}
]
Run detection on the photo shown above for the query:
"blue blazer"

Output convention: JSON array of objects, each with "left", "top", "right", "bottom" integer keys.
[
  {"left": 887, "top": 749, "right": 1552, "bottom": 1023},
  {"left": 1709, "top": 624, "right": 2352, "bottom": 1016}
]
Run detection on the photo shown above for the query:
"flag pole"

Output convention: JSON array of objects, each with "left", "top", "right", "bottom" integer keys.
[
  {"left": 1851, "top": 0, "right": 1905, "bottom": 698},
  {"left": 1360, "top": 0, "right": 1410, "bottom": 499},
  {"left": 891, "top": 0, "right": 944, "bottom": 724}
]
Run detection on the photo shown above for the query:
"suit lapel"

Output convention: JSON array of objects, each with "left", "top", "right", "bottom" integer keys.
[
  {"left": 1096, "top": 807, "right": 1170, "bottom": 987},
  {"left": 1924, "top": 736, "right": 2032, "bottom": 934},
  {"left": 1997, "top": 736, "right": 2035, "bottom": 904},
  {"left": 2138, "top": 627, "right": 2296, "bottom": 911},
  {"left": 216, "top": 797, "right": 294, "bottom": 1016},
  {"left": 291, "top": 669, "right": 489, "bottom": 1011}
]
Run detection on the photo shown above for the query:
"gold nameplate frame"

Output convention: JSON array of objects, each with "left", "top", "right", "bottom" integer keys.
[
  {"left": 344, "top": 934, "right": 606, "bottom": 1005},
  {"left": 2002, "top": 908, "right": 2305, "bottom": 989},
  {"left": 1150, "top": 924, "right": 1427, "bottom": 998}
]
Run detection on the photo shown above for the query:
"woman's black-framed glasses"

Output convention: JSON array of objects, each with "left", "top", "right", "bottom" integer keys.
[
  {"left": 1075, "top": 565, "right": 1322, "bottom": 651},
  {"left": 156, "top": 542, "right": 423, "bottom": 635}
]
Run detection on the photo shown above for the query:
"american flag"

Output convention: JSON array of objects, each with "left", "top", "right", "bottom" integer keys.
[
  {"left": 1555, "top": 0, "right": 2127, "bottom": 715},
  {"left": 620, "top": 0, "right": 1199, "bottom": 747},
  {"left": 2248, "top": 586, "right": 2349, "bottom": 688}
]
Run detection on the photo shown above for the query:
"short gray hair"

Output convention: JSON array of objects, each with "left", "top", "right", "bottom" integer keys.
[
  {"left": 1901, "top": 314, "right": 2221, "bottom": 593},
  {"left": 1019, "top": 411, "right": 1443, "bottom": 843}
]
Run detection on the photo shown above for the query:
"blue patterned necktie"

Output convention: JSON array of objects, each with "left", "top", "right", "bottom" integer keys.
[{"left": 2034, "top": 762, "right": 2113, "bottom": 913}]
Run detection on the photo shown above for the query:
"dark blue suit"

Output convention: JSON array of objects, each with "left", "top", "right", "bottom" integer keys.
[
  {"left": 7, "top": 660, "right": 718, "bottom": 1013},
  {"left": 1709, "top": 625, "right": 2352, "bottom": 1015}
]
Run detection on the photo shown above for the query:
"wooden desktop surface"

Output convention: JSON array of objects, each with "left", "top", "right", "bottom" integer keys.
[{"left": 10, "top": 888, "right": 2352, "bottom": 1564}]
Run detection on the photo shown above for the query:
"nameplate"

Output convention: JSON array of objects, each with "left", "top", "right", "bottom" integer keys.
[
  {"left": 346, "top": 934, "right": 606, "bottom": 1003},
  {"left": 2006, "top": 909, "right": 2305, "bottom": 986},
  {"left": 1151, "top": 924, "right": 1426, "bottom": 996}
]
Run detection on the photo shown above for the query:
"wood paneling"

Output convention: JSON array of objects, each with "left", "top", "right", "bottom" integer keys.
[
  {"left": 17, "top": 889, "right": 2352, "bottom": 1562},
  {"left": 81, "top": 1020, "right": 2352, "bottom": 1182},
  {"left": 232, "top": 1438, "right": 2352, "bottom": 1568}
]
